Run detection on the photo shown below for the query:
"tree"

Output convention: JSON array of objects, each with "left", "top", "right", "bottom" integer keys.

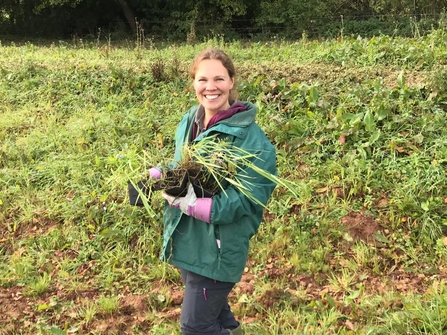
[
  {"left": 34, "top": 0, "right": 83, "bottom": 13},
  {"left": 256, "top": 0, "right": 331, "bottom": 37},
  {"left": 116, "top": 0, "right": 136, "bottom": 33}
]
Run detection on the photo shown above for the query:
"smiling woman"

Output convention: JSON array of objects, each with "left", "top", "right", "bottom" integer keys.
[{"left": 130, "top": 48, "right": 278, "bottom": 335}]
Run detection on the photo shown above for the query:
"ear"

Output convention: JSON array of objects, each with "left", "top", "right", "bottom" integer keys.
[{"left": 229, "top": 77, "right": 235, "bottom": 89}]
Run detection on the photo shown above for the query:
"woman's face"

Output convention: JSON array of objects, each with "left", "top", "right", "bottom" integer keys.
[{"left": 193, "top": 59, "right": 234, "bottom": 115}]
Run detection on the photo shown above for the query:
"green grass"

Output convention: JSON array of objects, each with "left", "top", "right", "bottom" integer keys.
[{"left": 1, "top": 31, "right": 447, "bottom": 334}]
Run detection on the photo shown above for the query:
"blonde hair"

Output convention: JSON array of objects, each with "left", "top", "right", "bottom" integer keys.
[{"left": 189, "top": 48, "right": 239, "bottom": 101}]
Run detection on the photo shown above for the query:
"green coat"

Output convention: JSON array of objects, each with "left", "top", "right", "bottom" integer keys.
[{"left": 161, "top": 101, "right": 277, "bottom": 283}]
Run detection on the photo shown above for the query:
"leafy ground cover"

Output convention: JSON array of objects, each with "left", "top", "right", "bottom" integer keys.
[{"left": 1, "top": 32, "right": 447, "bottom": 334}]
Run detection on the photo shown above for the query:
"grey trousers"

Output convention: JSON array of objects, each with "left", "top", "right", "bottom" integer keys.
[{"left": 180, "top": 268, "right": 239, "bottom": 335}]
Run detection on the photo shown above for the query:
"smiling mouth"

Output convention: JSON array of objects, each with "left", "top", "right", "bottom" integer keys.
[{"left": 204, "top": 94, "right": 219, "bottom": 100}]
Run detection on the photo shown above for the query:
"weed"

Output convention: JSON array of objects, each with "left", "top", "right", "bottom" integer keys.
[
  {"left": 380, "top": 281, "right": 447, "bottom": 334},
  {"left": 24, "top": 272, "right": 52, "bottom": 297},
  {"left": 97, "top": 295, "right": 120, "bottom": 315},
  {"left": 327, "top": 268, "right": 357, "bottom": 295},
  {"left": 151, "top": 58, "right": 166, "bottom": 82},
  {"left": 77, "top": 300, "right": 98, "bottom": 325}
]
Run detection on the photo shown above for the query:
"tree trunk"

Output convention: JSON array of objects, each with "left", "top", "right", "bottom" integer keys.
[{"left": 118, "top": 0, "right": 136, "bottom": 33}]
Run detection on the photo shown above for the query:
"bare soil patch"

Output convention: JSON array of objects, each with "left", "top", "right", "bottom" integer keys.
[{"left": 342, "top": 211, "right": 380, "bottom": 242}]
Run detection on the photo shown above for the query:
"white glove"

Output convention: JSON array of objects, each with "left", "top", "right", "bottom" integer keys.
[{"left": 162, "top": 183, "right": 197, "bottom": 216}]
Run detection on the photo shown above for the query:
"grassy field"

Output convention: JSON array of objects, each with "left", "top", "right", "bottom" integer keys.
[{"left": 1, "top": 31, "right": 447, "bottom": 334}]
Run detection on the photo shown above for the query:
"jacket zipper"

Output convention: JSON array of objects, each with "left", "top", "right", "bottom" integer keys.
[{"left": 215, "top": 226, "right": 222, "bottom": 271}]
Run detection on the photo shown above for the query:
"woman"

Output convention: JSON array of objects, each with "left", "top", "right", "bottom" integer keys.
[{"left": 145, "top": 48, "right": 277, "bottom": 335}]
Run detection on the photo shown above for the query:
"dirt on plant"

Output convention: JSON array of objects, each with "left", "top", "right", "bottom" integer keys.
[
  {"left": 160, "top": 168, "right": 189, "bottom": 197},
  {"left": 152, "top": 160, "right": 219, "bottom": 198}
]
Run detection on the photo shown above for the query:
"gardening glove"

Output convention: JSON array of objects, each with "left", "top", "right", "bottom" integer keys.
[
  {"left": 162, "top": 183, "right": 213, "bottom": 223},
  {"left": 148, "top": 167, "right": 163, "bottom": 179}
]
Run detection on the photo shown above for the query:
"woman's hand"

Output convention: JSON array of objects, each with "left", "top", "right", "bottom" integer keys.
[{"left": 162, "top": 183, "right": 213, "bottom": 223}]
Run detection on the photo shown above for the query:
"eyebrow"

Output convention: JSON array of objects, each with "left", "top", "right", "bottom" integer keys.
[{"left": 196, "top": 75, "right": 226, "bottom": 79}]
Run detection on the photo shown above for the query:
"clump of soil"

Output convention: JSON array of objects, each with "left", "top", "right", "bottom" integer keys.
[
  {"left": 154, "top": 161, "right": 220, "bottom": 198},
  {"left": 157, "top": 168, "right": 189, "bottom": 197},
  {"left": 341, "top": 211, "right": 380, "bottom": 242}
]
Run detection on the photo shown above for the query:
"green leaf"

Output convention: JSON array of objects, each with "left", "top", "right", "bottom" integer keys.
[
  {"left": 341, "top": 112, "right": 356, "bottom": 121},
  {"left": 49, "top": 326, "right": 66, "bottom": 335},
  {"left": 413, "top": 133, "right": 424, "bottom": 144},
  {"left": 397, "top": 71, "right": 405, "bottom": 88},
  {"left": 368, "top": 130, "right": 381, "bottom": 144},
  {"left": 363, "top": 110, "right": 375, "bottom": 131},
  {"left": 308, "top": 86, "right": 319, "bottom": 105},
  {"left": 349, "top": 113, "right": 363, "bottom": 126},
  {"left": 376, "top": 104, "right": 389, "bottom": 120},
  {"left": 324, "top": 294, "right": 336, "bottom": 308},
  {"left": 315, "top": 300, "right": 324, "bottom": 308},
  {"left": 238, "top": 294, "right": 250, "bottom": 303},
  {"left": 38, "top": 303, "right": 50, "bottom": 311},
  {"left": 374, "top": 232, "right": 390, "bottom": 244},
  {"left": 348, "top": 290, "right": 360, "bottom": 300}
]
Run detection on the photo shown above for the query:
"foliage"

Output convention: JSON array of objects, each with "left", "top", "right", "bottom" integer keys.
[
  {"left": 1, "top": 32, "right": 447, "bottom": 333},
  {"left": 0, "top": 0, "right": 446, "bottom": 39}
]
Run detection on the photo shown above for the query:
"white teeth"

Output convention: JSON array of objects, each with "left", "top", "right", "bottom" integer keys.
[{"left": 205, "top": 95, "right": 219, "bottom": 100}]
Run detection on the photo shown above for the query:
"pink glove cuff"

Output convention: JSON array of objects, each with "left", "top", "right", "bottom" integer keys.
[
  {"left": 149, "top": 167, "right": 162, "bottom": 179},
  {"left": 192, "top": 198, "right": 213, "bottom": 223}
]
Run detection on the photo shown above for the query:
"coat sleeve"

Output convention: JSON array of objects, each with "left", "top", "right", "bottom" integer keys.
[{"left": 210, "top": 132, "right": 277, "bottom": 225}]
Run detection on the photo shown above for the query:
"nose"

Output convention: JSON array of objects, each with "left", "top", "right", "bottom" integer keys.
[{"left": 206, "top": 81, "right": 217, "bottom": 90}]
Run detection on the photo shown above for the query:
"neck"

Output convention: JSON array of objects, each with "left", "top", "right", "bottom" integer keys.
[
  {"left": 203, "top": 112, "right": 215, "bottom": 128},
  {"left": 202, "top": 100, "right": 232, "bottom": 128}
]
